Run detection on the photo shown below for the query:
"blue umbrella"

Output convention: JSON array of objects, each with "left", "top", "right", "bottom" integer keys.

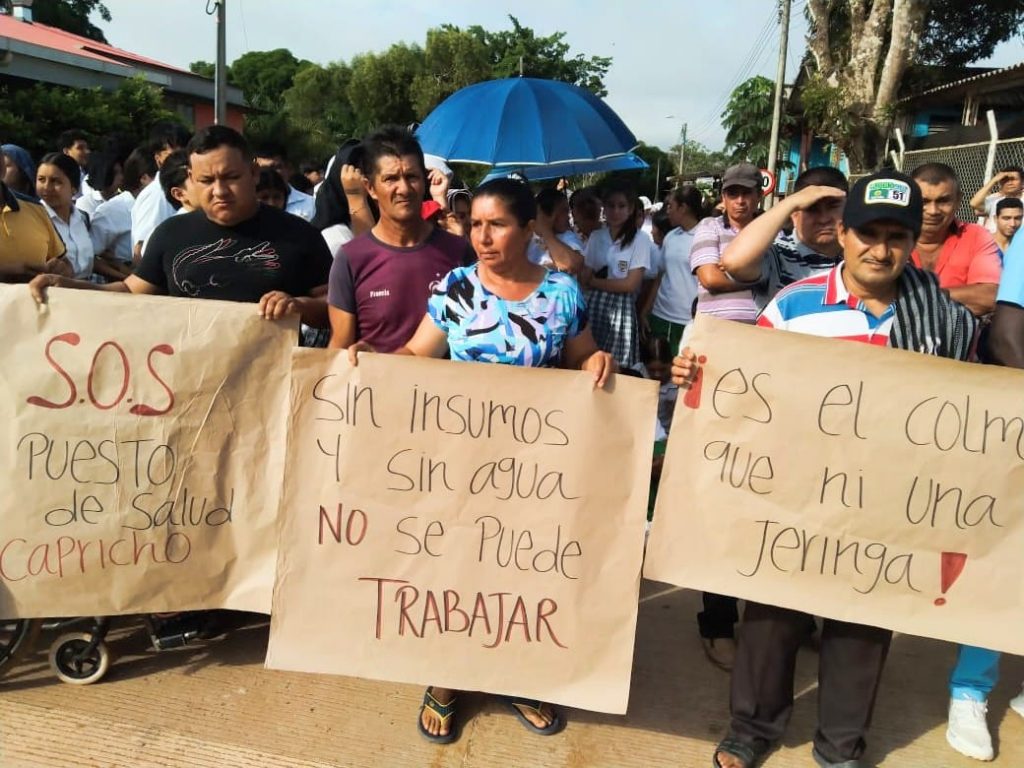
[
  {"left": 481, "top": 152, "right": 649, "bottom": 183},
  {"left": 416, "top": 77, "right": 639, "bottom": 167}
]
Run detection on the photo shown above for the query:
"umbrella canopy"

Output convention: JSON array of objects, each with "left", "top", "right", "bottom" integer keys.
[
  {"left": 416, "top": 77, "right": 639, "bottom": 167},
  {"left": 480, "top": 152, "right": 649, "bottom": 184}
]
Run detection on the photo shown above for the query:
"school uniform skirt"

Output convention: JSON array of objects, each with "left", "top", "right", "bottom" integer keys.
[{"left": 586, "top": 288, "right": 639, "bottom": 369}]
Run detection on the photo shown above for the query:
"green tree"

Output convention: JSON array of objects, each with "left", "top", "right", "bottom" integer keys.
[
  {"left": 346, "top": 44, "right": 425, "bottom": 132},
  {"left": 0, "top": 77, "right": 179, "bottom": 158},
  {"left": 230, "top": 48, "right": 312, "bottom": 110},
  {"left": 803, "top": 0, "right": 1024, "bottom": 168},
  {"left": 32, "top": 0, "right": 110, "bottom": 42},
  {"left": 721, "top": 76, "right": 776, "bottom": 168},
  {"left": 409, "top": 25, "right": 491, "bottom": 119},
  {"left": 188, "top": 60, "right": 218, "bottom": 80},
  {"left": 467, "top": 16, "right": 611, "bottom": 97},
  {"left": 284, "top": 62, "right": 358, "bottom": 156}
]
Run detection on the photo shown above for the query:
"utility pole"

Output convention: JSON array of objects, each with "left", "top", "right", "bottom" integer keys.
[
  {"left": 765, "top": 0, "right": 791, "bottom": 209},
  {"left": 214, "top": 0, "right": 227, "bottom": 125},
  {"left": 677, "top": 123, "right": 687, "bottom": 179}
]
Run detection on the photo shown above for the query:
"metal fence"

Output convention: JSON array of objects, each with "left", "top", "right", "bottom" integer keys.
[{"left": 899, "top": 137, "right": 1024, "bottom": 222}]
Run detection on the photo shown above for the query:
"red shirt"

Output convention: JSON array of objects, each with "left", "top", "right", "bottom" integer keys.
[{"left": 911, "top": 221, "right": 1001, "bottom": 289}]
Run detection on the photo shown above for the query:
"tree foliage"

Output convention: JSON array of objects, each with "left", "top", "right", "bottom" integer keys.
[
  {"left": 275, "top": 16, "right": 612, "bottom": 164},
  {"left": 721, "top": 76, "right": 778, "bottom": 168},
  {"left": 230, "top": 48, "right": 313, "bottom": 111},
  {"left": 188, "top": 60, "right": 217, "bottom": 80},
  {"left": 0, "top": 77, "right": 180, "bottom": 158},
  {"left": 32, "top": 0, "right": 110, "bottom": 42},
  {"left": 802, "top": 0, "right": 1024, "bottom": 169}
]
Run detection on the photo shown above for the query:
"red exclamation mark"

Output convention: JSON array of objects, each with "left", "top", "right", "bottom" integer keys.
[
  {"left": 683, "top": 355, "right": 708, "bottom": 410},
  {"left": 934, "top": 552, "right": 967, "bottom": 606}
]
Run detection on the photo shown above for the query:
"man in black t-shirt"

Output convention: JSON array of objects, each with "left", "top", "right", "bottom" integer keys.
[{"left": 30, "top": 125, "right": 332, "bottom": 325}]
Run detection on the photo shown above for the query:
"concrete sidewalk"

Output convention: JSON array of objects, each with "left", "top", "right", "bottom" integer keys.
[{"left": 1, "top": 583, "right": 1021, "bottom": 767}]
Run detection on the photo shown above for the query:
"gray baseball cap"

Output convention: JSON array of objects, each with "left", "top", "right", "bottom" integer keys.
[{"left": 721, "top": 162, "right": 761, "bottom": 190}]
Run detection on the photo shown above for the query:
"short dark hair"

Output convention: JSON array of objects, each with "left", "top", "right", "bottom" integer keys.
[
  {"left": 669, "top": 184, "right": 705, "bottom": 215},
  {"left": 794, "top": 166, "right": 849, "bottom": 193},
  {"left": 360, "top": 125, "right": 425, "bottom": 181},
  {"left": 999, "top": 166, "right": 1024, "bottom": 177},
  {"left": 38, "top": 151, "right": 81, "bottom": 190},
  {"left": 254, "top": 141, "right": 288, "bottom": 162},
  {"left": 569, "top": 186, "right": 600, "bottom": 210},
  {"left": 149, "top": 121, "right": 190, "bottom": 152},
  {"left": 156, "top": 149, "right": 188, "bottom": 207},
  {"left": 996, "top": 197, "right": 1024, "bottom": 215},
  {"left": 258, "top": 168, "right": 290, "bottom": 195},
  {"left": 288, "top": 171, "right": 312, "bottom": 194},
  {"left": 186, "top": 125, "right": 253, "bottom": 162},
  {"left": 57, "top": 129, "right": 88, "bottom": 151},
  {"left": 474, "top": 178, "right": 536, "bottom": 227},
  {"left": 911, "top": 162, "right": 960, "bottom": 192},
  {"left": 86, "top": 150, "right": 121, "bottom": 191},
  {"left": 535, "top": 187, "right": 567, "bottom": 216},
  {"left": 300, "top": 161, "right": 324, "bottom": 175},
  {"left": 651, "top": 210, "right": 671, "bottom": 236}
]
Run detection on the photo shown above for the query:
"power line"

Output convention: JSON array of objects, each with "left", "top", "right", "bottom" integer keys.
[{"left": 685, "top": 6, "right": 781, "bottom": 144}]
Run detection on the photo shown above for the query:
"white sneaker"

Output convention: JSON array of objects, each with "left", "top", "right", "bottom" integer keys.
[
  {"left": 946, "top": 697, "right": 994, "bottom": 761},
  {"left": 1010, "top": 684, "right": 1024, "bottom": 719}
]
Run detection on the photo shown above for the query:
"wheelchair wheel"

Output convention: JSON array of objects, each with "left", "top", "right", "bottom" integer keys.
[
  {"left": 48, "top": 632, "right": 111, "bottom": 685},
  {"left": 0, "top": 619, "right": 37, "bottom": 678}
]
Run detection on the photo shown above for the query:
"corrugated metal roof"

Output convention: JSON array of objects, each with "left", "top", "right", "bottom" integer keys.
[
  {"left": 913, "top": 60, "right": 1024, "bottom": 98},
  {"left": 0, "top": 14, "right": 189, "bottom": 74}
]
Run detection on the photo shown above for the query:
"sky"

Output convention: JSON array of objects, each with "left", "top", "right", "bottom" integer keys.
[{"left": 92, "top": 0, "right": 1024, "bottom": 151}]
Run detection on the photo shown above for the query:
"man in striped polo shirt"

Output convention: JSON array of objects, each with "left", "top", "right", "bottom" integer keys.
[
  {"left": 690, "top": 162, "right": 762, "bottom": 324},
  {"left": 674, "top": 170, "right": 977, "bottom": 768}
]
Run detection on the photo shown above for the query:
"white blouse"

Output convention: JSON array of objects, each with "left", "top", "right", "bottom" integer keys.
[{"left": 42, "top": 200, "right": 94, "bottom": 278}]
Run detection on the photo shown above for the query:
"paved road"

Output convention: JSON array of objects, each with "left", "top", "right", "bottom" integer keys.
[{"left": 2, "top": 584, "right": 1021, "bottom": 767}]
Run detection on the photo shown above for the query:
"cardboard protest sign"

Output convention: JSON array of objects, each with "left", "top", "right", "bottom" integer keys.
[
  {"left": 645, "top": 315, "right": 1024, "bottom": 653},
  {"left": 266, "top": 350, "right": 656, "bottom": 714},
  {"left": 0, "top": 286, "right": 295, "bottom": 618}
]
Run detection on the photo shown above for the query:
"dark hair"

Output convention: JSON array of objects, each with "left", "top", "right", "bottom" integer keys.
[
  {"left": 996, "top": 197, "right": 1023, "bottom": 215},
  {"left": 794, "top": 166, "right": 849, "bottom": 193},
  {"left": 149, "top": 121, "right": 190, "bottom": 152},
  {"left": 641, "top": 335, "right": 673, "bottom": 366},
  {"left": 311, "top": 140, "right": 361, "bottom": 231},
  {"left": 57, "top": 129, "right": 88, "bottom": 151},
  {"left": 254, "top": 141, "right": 288, "bottom": 162},
  {"left": 86, "top": 150, "right": 121, "bottom": 192},
  {"left": 569, "top": 186, "right": 600, "bottom": 210},
  {"left": 602, "top": 182, "right": 639, "bottom": 247},
  {"left": 651, "top": 210, "right": 671, "bottom": 237},
  {"left": 474, "top": 178, "right": 536, "bottom": 227},
  {"left": 911, "top": 162, "right": 960, "bottom": 192},
  {"left": 300, "top": 161, "right": 324, "bottom": 175},
  {"left": 535, "top": 187, "right": 567, "bottom": 216},
  {"left": 186, "top": 125, "right": 253, "bottom": 162},
  {"left": 288, "top": 172, "right": 313, "bottom": 194},
  {"left": 669, "top": 184, "right": 705, "bottom": 216},
  {"left": 38, "top": 151, "right": 81, "bottom": 190},
  {"left": 257, "top": 168, "right": 289, "bottom": 196},
  {"left": 999, "top": 166, "right": 1024, "bottom": 177},
  {"left": 360, "top": 125, "right": 425, "bottom": 181},
  {"left": 156, "top": 148, "right": 187, "bottom": 207}
]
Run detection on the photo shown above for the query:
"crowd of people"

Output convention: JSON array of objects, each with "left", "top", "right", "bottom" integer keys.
[{"left": 2, "top": 120, "right": 1023, "bottom": 767}]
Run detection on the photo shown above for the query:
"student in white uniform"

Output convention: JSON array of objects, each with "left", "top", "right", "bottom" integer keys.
[
  {"left": 36, "top": 152, "right": 94, "bottom": 279},
  {"left": 90, "top": 148, "right": 157, "bottom": 279},
  {"left": 131, "top": 122, "right": 190, "bottom": 260}
]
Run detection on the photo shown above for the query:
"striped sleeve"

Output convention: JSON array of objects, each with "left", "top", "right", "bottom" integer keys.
[{"left": 689, "top": 217, "right": 723, "bottom": 271}]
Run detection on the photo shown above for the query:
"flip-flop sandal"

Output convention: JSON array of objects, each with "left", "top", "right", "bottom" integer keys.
[
  {"left": 712, "top": 736, "right": 770, "bottom": 768},
  {"left": 417, "top": 687, "right": 458, "bottom": 744},
  {"left": 503, "top": 696, "right": 564, "bottom": 736}
]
